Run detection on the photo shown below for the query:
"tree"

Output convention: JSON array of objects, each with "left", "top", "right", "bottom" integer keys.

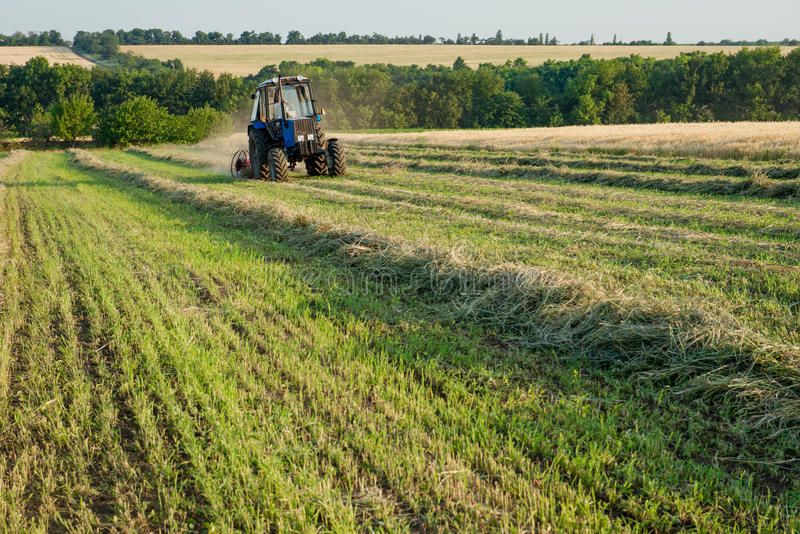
[
  {"left": 99, "top": 31, "right": 120, "bottom": 59},
  {"left": 28, "top": 105, "right": 54, "bottom": 144},
  {"left": 476, "top": 91, "right": 527, "bottom": 127},
  {"left": 779, "top": 48, "right": 800, "bottom": 116},
  {"left": 97, "top": 96, "right": 171, "bottom": 146},
  {"left": 50, "top": 94, "right": 96, "bottom": 144},
  {"left": 605, "top": 82, "right": 636, "bottom": 123},
  {"left": 665, "top": 32, "right": 675, "bottom": 46},
  {"left": 453, "top": 57, "right": 469, "bottom": 71},
  {"left": 0, "top": 109, "right": 12, "bottom": 139},
  {"left": 286, "top": 30, "right": 306, "bottom": 44},
  {"left": 574, "top": 93, "right": 602, "bottom": 124}
]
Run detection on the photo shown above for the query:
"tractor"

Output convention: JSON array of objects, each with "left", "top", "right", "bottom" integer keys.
[{"left": 230, "top": 75, "right": 346, "bottom": 182}]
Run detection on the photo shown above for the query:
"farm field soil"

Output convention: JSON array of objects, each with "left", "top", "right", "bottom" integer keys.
[
  {"left": 0, "top": 46, "right": 94, "bottom": 68},
  {"left": 119, "top": 44, "right": 798, "bottom": 75},
  {"left": 0, "top": 141, "right": 798, "bottom": 530}
]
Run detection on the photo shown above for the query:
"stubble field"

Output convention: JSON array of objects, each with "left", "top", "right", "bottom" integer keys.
[
  {"left": 0, "top": 46, "right": 95, "bottom": 68},
  {"left": 0, "top": 125, "right": 798, "bottom": 531}
]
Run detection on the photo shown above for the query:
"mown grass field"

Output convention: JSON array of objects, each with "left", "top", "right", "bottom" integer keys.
[
  {"left": 118, "top": 44, "right": 798, "bottom": 75},
  {"left": 0, "top": 134, "right": 798, "bottom": 531}
]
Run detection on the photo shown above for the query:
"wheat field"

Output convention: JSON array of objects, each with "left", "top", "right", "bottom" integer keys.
[
  {"left": 0, "top": 46, "right": 95, "bottom": 67},
  {"left": 119, "top": 44, "right": 797, "bottom": 75}
]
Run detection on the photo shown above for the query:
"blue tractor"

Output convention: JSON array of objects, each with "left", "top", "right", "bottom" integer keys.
[{"left": 234, "top": 75, "right": 346, "bottom": 182}]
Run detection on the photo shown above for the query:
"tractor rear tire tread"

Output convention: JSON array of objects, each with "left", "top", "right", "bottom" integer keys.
[
  {"left": 267, "top": 148, "right": 290, "bottom": 182},
  {"left": 327, "top": 139, "right": 346, "bottom": 177},
  {"left": 250, "top": 128, "right": 270, "bottom": 180}
]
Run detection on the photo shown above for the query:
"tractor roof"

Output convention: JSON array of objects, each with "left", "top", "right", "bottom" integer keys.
[{"left": 257, "top": 75, "right": 310, "bottom": 89}]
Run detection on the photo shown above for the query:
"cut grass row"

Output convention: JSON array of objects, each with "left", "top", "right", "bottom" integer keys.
[
  {"left": 75, "top": 150, "right": 800, "bottom": 457},
  {"left": 339, "top": 122, "right": 800, "bottom": 161},
  {"left": 115, "top": 148, "right": 800, "bottom": 347},
  {"left": 348, "top": 146, "right": 800, "bottom": 200},
  {"left": 354, "top": 144, "right": 800, "bottom": 179},
  {"left": 2, "top": 151, "right": 796, "bottom": 529}
]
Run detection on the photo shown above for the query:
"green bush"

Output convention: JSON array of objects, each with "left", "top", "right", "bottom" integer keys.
[
  {"left": 0, "top": 109, "right": 13, "bottom": 139},
  {"left": 97, "top": 96, "right": 171, "bottom": 146},
  {"left": 27, "top": 105, "right": 54, "bottom": 144},
  {"left": 98, "top": 97, "right": 230, "bottom": 147},
  {"left": 170, "top": 106, "right": 232, "bottom": 144},
  {"left": 51, "top": 94, "right": 96, "bottom": 144}
]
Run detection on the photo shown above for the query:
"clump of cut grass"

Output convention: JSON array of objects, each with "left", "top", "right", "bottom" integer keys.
[
  {"left": 70, "top": 149, "right": 800, "bottom": 435},
  {"left": 740, "top": 169, "right": 800, "bottom": 198}
]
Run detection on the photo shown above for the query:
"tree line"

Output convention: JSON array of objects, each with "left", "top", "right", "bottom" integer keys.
[
  {"left": 9, "top": 28, "right": 800, "bottom": 49},
  {"left": 2, "top": 48, "right": 800, "bottom": 144},
  {"left": 0, "top": 56, "right": 242, "bottom": 145},
  {"left": 71, "top": 29, "right": 561, "bottom": 48},
  {"left": 265, "top": 48, "right": 800, "bottom": 129},
  {"left": 0, "top": 31, "right": 66, "bottom": 46}
]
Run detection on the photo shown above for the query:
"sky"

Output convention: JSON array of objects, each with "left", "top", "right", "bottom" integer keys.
[{"left": 0, "top": 0, "right": 798, "bottom": 44}]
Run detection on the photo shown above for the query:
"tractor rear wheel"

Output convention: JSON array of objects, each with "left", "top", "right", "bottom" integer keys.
[
  {"left": 326, "top": 139, "right": 346, "bottom": 177},
  {"left": 249, "top": 128, "right": 269, "bottom": 180},
  {"left": 305, "top": 153, "right": 328, "bottom": 176},
  {"left": 267, "top": 148, "right": 289, "bottom": 182}
]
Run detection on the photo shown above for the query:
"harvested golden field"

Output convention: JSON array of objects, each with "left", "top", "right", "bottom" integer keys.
[
  {"left": 341, "top": 121, "right": 800, "bottom": 160},
  {"left": 0, "top": 46, "right": 94, "bottom": 67},
  {"left": 119, "top": 44, "right": 797, "bottom": 75}
]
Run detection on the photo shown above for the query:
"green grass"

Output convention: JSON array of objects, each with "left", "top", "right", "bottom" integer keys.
[
  {"left": 102, "top": 148, "right": 800, "bottom": 348},
  {"left": 0, "top": 147, "right": 798, "bottom": 531}
]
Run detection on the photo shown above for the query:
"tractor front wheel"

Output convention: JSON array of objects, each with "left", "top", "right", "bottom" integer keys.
[
  {"left": 326, "top": 139, "right": 346, "bottom": 177},
  {"left": 267, "top": 148, "right": 289, "bottom": 182},
  {"left": 305, "top": 153, "right": 328, "bottom": 176}
]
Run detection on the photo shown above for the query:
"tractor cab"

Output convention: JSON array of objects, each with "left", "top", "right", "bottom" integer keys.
[
  {"left": 251, "top": 76, "right": 320, "bottom": 122},
  {"left": 244, "top": 75, "right": 345, "bottom": 181}
]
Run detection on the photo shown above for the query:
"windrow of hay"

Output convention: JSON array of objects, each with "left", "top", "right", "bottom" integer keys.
[
  {"left": 0, "top": 151, "right": 28, "bottom": 176},
  {"left": 70, "top": 149, "right": 800, "bottom": 435},
  {"left": 133, "top": 144, "right": 800, "bottom": 231},
  {"left": 349, "top": 151, "right": 800, "bottom": 200},
  {"left": 127, "top": 146, "right": 230, "bottom": 174},
  {"left": 294, "top": 178, "right": 799, "bottom": 258},
  {"left": 340, "top": 122, "right": 800, "bottom": 161},
  {"left": 358, "top": 145, "right": 800, "bottom": 179},
  {"left": 134, "top": 143, "right": 800, "bottom": 201}
]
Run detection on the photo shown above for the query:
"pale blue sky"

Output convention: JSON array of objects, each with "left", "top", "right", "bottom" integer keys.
[{"left": 1, "top": 0, "right": 797, "bottom": 43}]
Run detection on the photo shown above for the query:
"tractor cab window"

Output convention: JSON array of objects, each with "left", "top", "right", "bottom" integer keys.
[{"left": 269, "top": 84, "right": 315, "bottom": 120}]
